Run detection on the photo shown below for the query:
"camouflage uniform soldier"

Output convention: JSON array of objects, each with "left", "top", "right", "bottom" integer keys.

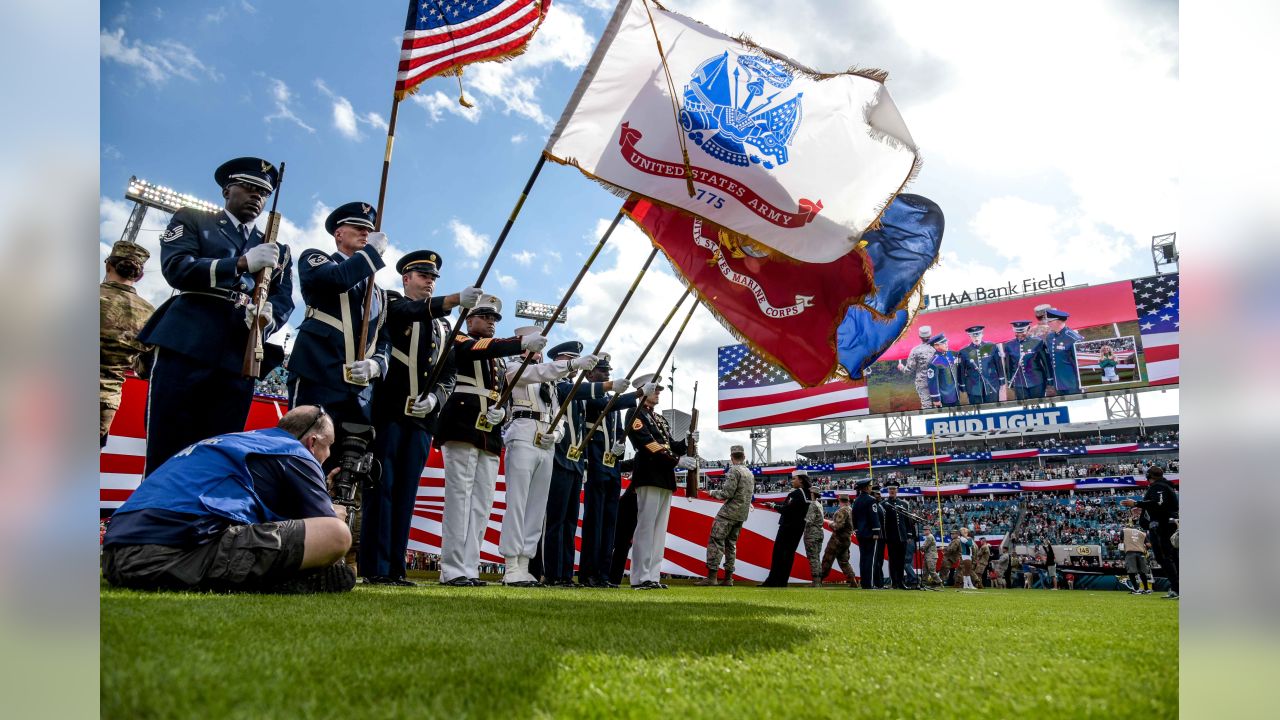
[
  {"left": 696, "top": 445, "right": 755, "bottom": 586},
  {"left": 919, "top": 530, "right": 943, "bottom": 586},
  {"left": 820, "top": 495, "right": 856, "bottom": 585},
  {"left": 897, "top": 325, "right": 935, "bottom": 409},
  {"left": 1028, "top": 303, "right": 1053, "bottom": 341},
  {"left": 803, "top": 491, "right": 826, "bottom": 585},
  {"left": 100, "top": 240, "right": 155, "bottom": 445}
]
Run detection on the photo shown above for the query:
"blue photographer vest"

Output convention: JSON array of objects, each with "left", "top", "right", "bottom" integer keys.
[{"left": 118, "top": 428, "right": 321, "bottom": 526}]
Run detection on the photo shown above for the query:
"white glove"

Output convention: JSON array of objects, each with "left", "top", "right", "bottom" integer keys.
[
  {"left": 641, "top": 381, "right": 658, "bottom": 397},
  {"left": 570, "top": 354, "right": 599, "bottom": 371},
  {"left": 484, "top": 406, "right": 506, "bottom": 425},
  {"left": 535, "top": 432, "right": 556, "bottom": 450},
  {"left": 459, "top": 286, "right": 483, "bottom": 309},
  {"left": 244, "top": 301, "right": 273, "bottom": 329},
  {"left": 410, "top": 393, "right": 437, "bottom": 416},
  {"left": 677, "top": 455, "right": 699, "bottom": 470},
  {"left": 243, "top": 244, "right": 279, "bottom": 273},
  {"left": 366, "top": 231, "right": 388, "bottom": 255},
  {"left": 345, "top": 359, "right": 381, "bottom": 384},
  {"left": 521, "top": 333, "right": 548, "bottom": 353},
  {"left": 610, "top": 441, "right": 627, "bottom": 456},
  {"left": 610, "top": 378, "right": 630, "bottom": 393}
]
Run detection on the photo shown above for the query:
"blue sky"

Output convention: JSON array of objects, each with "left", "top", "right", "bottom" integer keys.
[{"left": 100, "top": 0, "right": 1179, "bottom": 459}]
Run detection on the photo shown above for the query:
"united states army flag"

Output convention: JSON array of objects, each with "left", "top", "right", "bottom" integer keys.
[{"left": 545, "top": 0, "right": 919, "bottom": 263}]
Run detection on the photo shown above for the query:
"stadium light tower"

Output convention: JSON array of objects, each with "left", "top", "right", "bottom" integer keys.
[
  {"left": 749, "top": 427, "right": 771, "bottom": 465},
  {"left": 118, "top": 176, "right": 221, "bottom": 245},
  {"left": 1151, "top": 233, "right": 1178, "bottom": 275},
  {"left": 514, "top": 299, "right": 567, "bottom": 328},
  {"left": 820, "top": 420, "right": 846, "bottom": 445}
]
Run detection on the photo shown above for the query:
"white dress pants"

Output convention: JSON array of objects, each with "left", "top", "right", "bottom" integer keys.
[
  {"left": 631, "top": 486, "right": 673, "bottom": 585},
  {"left": 498, "top": 439, "right": 554, "bottom": 559},
  {"left": 439, "top": 441, "right": 499, "bottom": 582}
]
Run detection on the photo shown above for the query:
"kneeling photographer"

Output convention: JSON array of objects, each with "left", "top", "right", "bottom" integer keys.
[{"left": 102, "top": 406, "right": 356, "bottom": 594}]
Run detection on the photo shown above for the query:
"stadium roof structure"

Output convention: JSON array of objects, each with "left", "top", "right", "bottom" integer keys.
[{"left": 796, "top": 414, "right": 1179, "bottom": 458}]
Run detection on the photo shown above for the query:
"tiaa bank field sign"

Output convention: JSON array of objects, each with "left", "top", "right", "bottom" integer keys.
[{"left": 925, "top": 407, "right": 1070, "bottom": 435}]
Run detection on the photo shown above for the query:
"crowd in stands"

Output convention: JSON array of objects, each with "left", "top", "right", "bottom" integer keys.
[{"left": 804, "top": 429, "right": 1179, "bottom": 463}]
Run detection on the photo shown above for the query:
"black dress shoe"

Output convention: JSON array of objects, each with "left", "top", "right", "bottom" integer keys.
[
  {"left": 467, "top": 578, "right": 488, "bottom": 586},
  {"left": 604, "top": 580, "right": 620, "bottom": 588},
  {"left": 362, "top": 576, "right": 391, "bottom": 585},
  {"left": 442, "top": 577, "right": 472, "bottom": 586},
  {"left": 582, "top": 577, "right": 603, "bottom": 588},
  {"left": 388, "top": 577, "right": 417, "bottom": 587}
]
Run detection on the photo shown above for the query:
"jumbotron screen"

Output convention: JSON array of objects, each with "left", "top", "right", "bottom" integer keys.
[{"left": 715, "top": 273, "right": 1178, "bottom": 430}]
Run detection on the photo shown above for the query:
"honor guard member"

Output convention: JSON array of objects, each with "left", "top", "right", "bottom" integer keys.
[
  {"left": 542, "top": 348, "right": 631, "bottom": 588},
  {"left": 578, "top": 365, "right": 644, "bottom": 588},
  {"left": 361, "top": 250, "right": 482, "bottom": 585},
  {"left": 624, "top": 382, "right": 695, "bottom": 590},
  {"left": 881, "top": 481, "right": 911, "bottom": 589},
  {"left": 1028, "top": 303, "right": 1054, "bottom": 341},
  {"left": 100, "top": 240, "right": 155, "bottom": 446},
  {"left": 433, "top": 296, "right": 547, "bottom": 585},
  {"left": 925, "top": 334, "right": 961, "bottom": 408},
  {"left": 695, "top": 444, "right": 755, "bottom": 586},
  {"left": 1045, "top": 308, "right": 1084, "bottom": 396},
  {"left": 852, "top": 478, "right": 882, "bottom": 589},
  {"left": 288, "top": 202, "right": 392, "bottom": 455},
  {"left": 956, "top": 325, "right": 1005, "bottom": 405},
  {"left": 137, "top": 157, "right": 292, "bottom": 474},
  {"left": 819, "top": 494, "right": 857, "bottom": 585},
  {"left": 1003, "top": 320, "right": 1051, "bottom": 400},
  {"left": 497, "top": 341, "right": 599, "bottom": 586},
  {"left": 897, "top": 325, "right": 936, "bottom": 409}
]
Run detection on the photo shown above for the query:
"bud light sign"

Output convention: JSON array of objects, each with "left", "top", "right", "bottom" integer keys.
[{"left": 925, "top": 407, "right": 1070, "bottom": 435}]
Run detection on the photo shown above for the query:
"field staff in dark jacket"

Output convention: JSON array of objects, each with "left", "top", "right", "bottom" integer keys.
[
  {"left": 1122, "top": 466, "right": 1179, "bottom": 598},
  {"left": 760, "top": 471, "right": 812, "bottom": 587},
  {"left": 853, "top": 478, "right": 883, "bottom": 589}
]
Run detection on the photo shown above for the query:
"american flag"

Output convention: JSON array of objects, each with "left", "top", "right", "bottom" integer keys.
[
  {"left": 717, "top": 344, "right": 868, "bottom": 430},
  {"left": 1133, "top": 273, "right": 1179, "bottom": 385},
  {"left": 395, "top": 0, "right": 550, "bottom": 99}
]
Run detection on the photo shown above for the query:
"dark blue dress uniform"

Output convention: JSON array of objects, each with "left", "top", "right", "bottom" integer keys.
[
  {"left": 577, "top": 380, "right": 640, "bottom": 587},
  {"left": 882, "top": 490, "right": 910, "bottom": 589},
  {"left": 1003, "top": 321, "right": 1051, "bottom": 400},
  {"left": 760, "top": 485, "right": 809, "bottom": 587},
  {"left": 853, "top": 483, "right": 883, "bottom": 589},
  {"left": 287, "top": 203, "right": 391, "bottom": 443},
  {"left": 537, "top": 341, "right": 604, "bottom": 586},
  {"left": 138, "top": 158, "right": 293, "bottom": 475},
  {"left": 957, "top": 327, "right": 1004, "bottom": 405},
  {"left": 925, "top": 337, "right": 961, "bottom": 407},
  {"left": 361, "top": 249, "right": 455, "bottom": 583},
  {"left": 1045, "top": 309, "right": 1084, "bottom": 396}
]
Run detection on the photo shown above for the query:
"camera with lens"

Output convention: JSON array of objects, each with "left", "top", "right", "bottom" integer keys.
[{"left": 329, "top": 422, "right": 379, "bottom": 507}]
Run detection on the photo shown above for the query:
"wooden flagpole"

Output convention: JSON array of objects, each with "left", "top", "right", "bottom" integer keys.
[
  {"left": 932, "top": 432, "right": 943, "bottom": 538},
  {"left": 356, "top": 96, "right": 402, "bottom": 361}
]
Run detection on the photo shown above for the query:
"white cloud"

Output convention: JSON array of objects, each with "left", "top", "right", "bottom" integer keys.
[
  {"left": 579, "top": 0, "right": 614, "bottom": 11},
  {"left": 100, "top": 28, "right": 220, "bottom": 85},
  {"left": 968, "top": 196, "right": 1135, "bottom": 282},
  {"left": 496, "top": 272, "right": 517, "bottom": 290},
  {"left": 204, "top": 7, "right": 227, "bottom": 23},
  {"left": 409, "top": 90, "right": 482, "bottom": 124},
  {"left": 315, "top": 79, "right": 389, "bottom": 140},
  {"left": 511, "top": 133, "right": 526, "bottom": 144},
  {"left": 241, "top": 1, "right": 258, "bottom": 13},
  {"left": 449, "top": 219, "right": 491, "bottom": 259},
  {"left": 511, "top": 250, "right": 536, "bottom": 266},
  {"left": 264, "top": 78, "right": 315, "bottom": 134}
]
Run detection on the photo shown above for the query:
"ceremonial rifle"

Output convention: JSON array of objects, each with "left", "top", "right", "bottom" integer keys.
[
  {"left": 685, "top": 380, "right": 700, "bottom": 498},
  {"left": 473, "top": 210, "right": 624, "bottom": 430},
  {"left": 242, "top": 161, "right": 286, "bottom": 378},
  {"left": 535, "top": 247, "right": 659, "bottom": 444},
  {"left": 566, "top": 289, "right": 695, "bottom": 465}
]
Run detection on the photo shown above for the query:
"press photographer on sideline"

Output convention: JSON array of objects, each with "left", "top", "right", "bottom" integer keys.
[{"left": 101, "top": 406, "right": 356, "bottom": 594}]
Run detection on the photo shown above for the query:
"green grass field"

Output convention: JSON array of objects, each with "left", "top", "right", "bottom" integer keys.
[{"left": 101, "top": 577, "right": 1177, "bottom": 719}]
